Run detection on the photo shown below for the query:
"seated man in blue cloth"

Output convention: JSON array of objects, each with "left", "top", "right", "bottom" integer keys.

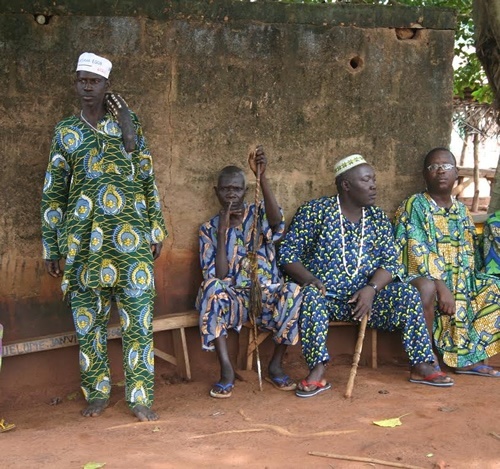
[
  {"left": 196, "top": 146, "right": 302, "bottom": 398},
  {"left": 279, "top": 153, "right": 454, "bottom": 398}
]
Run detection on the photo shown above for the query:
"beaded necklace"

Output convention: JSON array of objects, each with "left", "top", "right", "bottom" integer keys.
[
  {"left": 80, "top": 111, "right": 109, "bottom": 153},
  {"left": 80, "top": 110, "right": 107, "bottom": 136},
  {"left": 337, "top": 195, "right": 365, "bottom": 277}
]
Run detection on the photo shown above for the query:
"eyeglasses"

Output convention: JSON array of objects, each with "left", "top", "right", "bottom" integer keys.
[{"left": 426, "top": 163, "right": 455, "bottom": 172}]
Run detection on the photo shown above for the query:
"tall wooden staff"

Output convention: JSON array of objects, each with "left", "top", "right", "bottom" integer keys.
[
  {"left": 344, "top": 314, "right": 368, "bottom": 398},
  {"left": 248, "top": 148, "right": 263, "bottom": 391}
]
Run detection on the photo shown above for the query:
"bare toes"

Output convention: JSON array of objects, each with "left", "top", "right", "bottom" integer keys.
[
  {"left": 132, "top": 405, "right": 158, "bottom": 422},
  {"left": 81, "top": 399, "right": 109, "bottom": 418}
]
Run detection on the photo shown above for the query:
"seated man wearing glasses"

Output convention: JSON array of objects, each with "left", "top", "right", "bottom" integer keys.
[{"left": 394, "top": 147, "right": 500, "bottom": 378}]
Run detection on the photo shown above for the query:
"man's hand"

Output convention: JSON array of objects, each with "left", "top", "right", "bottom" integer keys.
[
  {"left": 218, "top": 202, "right": 243, "bottom": 235},
  {"left": 151, "top": 242, "right": 163, "bottom": 260},
  {"left": 45, "top": 259, "right": 63, "bottom": 278},
  {"left": 302, "top": 276, "right": 326, "bottom": 296},
  {"left": 248, "top": 145, "right": 267, "bottom": 178},
  {"left": 349, "top": 286, "right": 376, "bottom": 321},
  {"left": 435, "top": 281, "right": 456, "bottom": 316}
]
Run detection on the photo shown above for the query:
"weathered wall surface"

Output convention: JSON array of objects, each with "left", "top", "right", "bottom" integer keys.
[{"left": 0, "top": 1, "right": 455, "bottom": 376}]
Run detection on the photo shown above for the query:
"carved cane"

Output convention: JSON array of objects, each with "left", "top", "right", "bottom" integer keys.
[{"left": 344, "top": 314, "right": 369, "bottom": 398}]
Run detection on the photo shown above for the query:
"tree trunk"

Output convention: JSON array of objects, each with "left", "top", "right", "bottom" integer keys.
[
  {"left": 473, "top": 0, "right": 500, "bottom": 113},
  {"left": 488, "top": 153, "right": 500, "bottom": 212},
  {"left": 473, "top": 0, "right": 500, "bottom": 212},
  {"left": 472, "top": 134, "right": 480, "bottom": 212}
]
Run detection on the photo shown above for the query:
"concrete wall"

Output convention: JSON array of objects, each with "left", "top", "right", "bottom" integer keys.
[{"left": 0, "top": 1, "right": 455, "bottom": 385}]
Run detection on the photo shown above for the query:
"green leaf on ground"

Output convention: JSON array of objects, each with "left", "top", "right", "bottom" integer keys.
[
  {"left": 66, "top": 392, "right": 79, "bottom": 401},
  {"left": 83, "top": 463, "right": 106, "bottom": 469}
]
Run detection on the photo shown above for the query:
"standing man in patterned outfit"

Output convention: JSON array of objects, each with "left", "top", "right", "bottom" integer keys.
[
  {"left": 279, "top": 154, "right": 454, "bottom": 398},
  {"left": 41, "top": 53, "right": 167, "bottom": 421},
  {"left": 196, "top": 147, "right": 302, "bottom": 398}
]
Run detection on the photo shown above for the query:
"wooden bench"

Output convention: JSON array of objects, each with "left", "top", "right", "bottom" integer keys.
[
  {"left": 2, "top": 310, "right": 199, "bottom": 380},
  {"left": 240, "top": 321, "right": 378, "bottom": 371}
]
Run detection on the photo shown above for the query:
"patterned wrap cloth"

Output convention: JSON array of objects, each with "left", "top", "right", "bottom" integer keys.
[
  {"left": 483, "top": 211, "right": 500, "bottom": 276},
  {"left": 394, "top": 192, "right": 500, "bottom": 368},
  {"left": 196, "top": 201, "right": 301, "bottom": 351}
]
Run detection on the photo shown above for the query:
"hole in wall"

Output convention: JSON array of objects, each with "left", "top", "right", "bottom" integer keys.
[
  {"left": 395, "top": 28, "right": 421, "bottom": 40},
  {"left": 34, "top": 14, "right": 51, "bottom": 25},
  {"left": 348, "top": 55, "right": 364, "bottom": 71}
]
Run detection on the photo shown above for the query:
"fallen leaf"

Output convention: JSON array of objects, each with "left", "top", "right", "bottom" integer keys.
[
  {"left": 66, "top": 392, "right": 79, "bottom": 401},
  {"left": 372, "top": 413, "right": 410, "bottom": 428},
  {"left": 427, "top": 453, "right": 434, "bottom": 457},
  {"left": 83, "top": 463, "right": 106, "bottom": 469},
  {"left": 152, "top": 426, "right": 161, "bottom": 432},
  {"left": 373, "top": 417, "right": 402, "bottom": 427},
  {"left": 0, "top": 419, "right": 16, "bottom": 433}
]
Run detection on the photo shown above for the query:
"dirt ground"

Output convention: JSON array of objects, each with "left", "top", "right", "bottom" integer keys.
[{"left": 1, "top": 351, "right": 500, "bottom": 469}]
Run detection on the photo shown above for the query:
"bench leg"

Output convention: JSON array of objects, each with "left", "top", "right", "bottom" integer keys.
[
  {"left": 172, "top": 327, "right": 191, "bottom": 380},
  {"left": 246, "top": 329, "right": 271, "bottom": 371},
  {"left": 371, "top": 329, "right": 378, "bottom": 369},
  {"left": 237, "top": 327, "right": 251, "bottom": 370},
  {"left": 246, "top": 328, "right": 255, "bottom": 371}
]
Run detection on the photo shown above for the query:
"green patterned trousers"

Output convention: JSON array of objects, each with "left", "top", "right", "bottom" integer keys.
[{"left": 70, "top": 287, "right": 154, "bottom": 409}]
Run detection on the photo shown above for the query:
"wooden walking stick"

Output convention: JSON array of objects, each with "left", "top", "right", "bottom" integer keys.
[
  {"left": 344, "top": 314, "right": 369, "bottom": 398},
  {"left": 248, "top": 147, "right": 263, "bottom": 391}
]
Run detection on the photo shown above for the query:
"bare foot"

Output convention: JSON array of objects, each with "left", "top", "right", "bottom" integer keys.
[
  {"left": 132, "top": 405, "right": 159, "bottom": 422},
  {"left": 81, "top": 398, "right": 109, "bottom": 417}
]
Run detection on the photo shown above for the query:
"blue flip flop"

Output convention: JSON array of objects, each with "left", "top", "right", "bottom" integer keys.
[
  {"left": 209, "top": 382, "right": 234, "bottom": 399},
  {"left": 265, "top": 375, "right": 297, "bottom": 391},
  {"left": 455, "top": 364, "right": 500, "bottom": 378}
]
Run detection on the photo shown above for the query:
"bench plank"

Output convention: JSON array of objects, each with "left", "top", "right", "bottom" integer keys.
[
  {"left": 241, "top": 320, "right": 378, "bottom": 371},
  {"left": 3, "top": 310, "right": 200, "bottom": 380},
  {"left": 153, "top": 312, "right": 198, "bottom": 332}
]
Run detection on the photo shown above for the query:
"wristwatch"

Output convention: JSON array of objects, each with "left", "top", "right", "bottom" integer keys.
[{"left": 367, "top": 281, "right": 378, "bottom": 294}]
